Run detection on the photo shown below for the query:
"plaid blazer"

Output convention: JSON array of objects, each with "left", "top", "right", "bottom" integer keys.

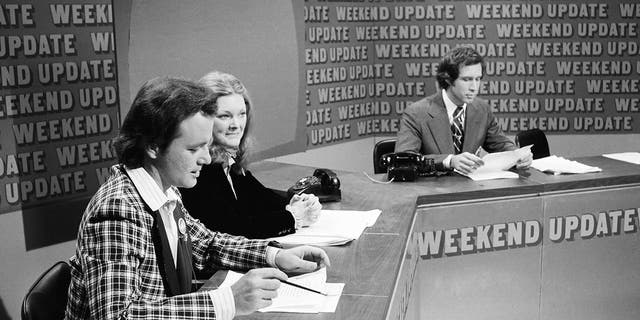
[{"left": 64, "top": 165, "right": 272, "bottom": 319}]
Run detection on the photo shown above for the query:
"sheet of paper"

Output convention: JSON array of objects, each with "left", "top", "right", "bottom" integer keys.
[
  {"left": 259, "top": 283, "right": 345, "bottom": 313},
  {"left": 458, "top": 145, "right": 531, "bottom": 180},
  {"left": 463, "top": 170, "right": 519, "bottom": 181},
  {"left": 477, "top": 145, "right": 532, "bottom": 172},
  {"left": 602, "top": 152, "right": 640, "bottom": 165},
  {"left": 361, "top": 209, "right": 382, "bottom": 227},
  {"left": 219, "top": 268, "right": 344, "bottom": 313},
  {"left": 270, "top": 209, "right": 381, "bottom": 246},
  {"left": 476, "top": 150, "right": 518, "bottom": 172},
  {"left": 317, "top": 283, "right": 345, "bottom": 312},
  {"left": 531, "top": 155, "right": 602, "bottom": 174},
  {"left": 270, "top": 235, "right": 352, "bottom": 246},
  {"left": 258, "top": 270, "right": 325, "bottom": 313}
]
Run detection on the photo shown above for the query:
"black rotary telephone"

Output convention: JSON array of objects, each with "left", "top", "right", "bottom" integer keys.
[
  {"left": 380, "top": 152, "right": 436, "bottom": 181},
  {"left": 287, "top": 168, "right": 341, "bottom": 202}
]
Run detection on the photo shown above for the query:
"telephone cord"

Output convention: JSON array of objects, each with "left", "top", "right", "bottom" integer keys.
[{"left": 362, "top": 171, "right": 395, "bottom": 184}]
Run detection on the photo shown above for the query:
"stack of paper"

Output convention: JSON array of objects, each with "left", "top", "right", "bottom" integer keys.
[
  {"left": 602, "top": 152, "right": 640, "bottom": 165},
  {"left": 531, "top": 155, "right": 602, "bottom": 174},
  {"left": 459, "top": 145, "right": 532, "bottom": 181},
  {"left": 270, "top": 209, "right": 381, "bottom": 246},
  {"left": 219, "top": 268, "right": 344, "bottom": 313}
]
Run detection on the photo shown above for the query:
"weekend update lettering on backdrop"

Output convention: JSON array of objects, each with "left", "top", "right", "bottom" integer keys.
[
  {"left": 302, "top": 0, "right": 640, "bottom": 148},
  {"left": 0, "top": 1, "right": 119, "bottom": 214}
]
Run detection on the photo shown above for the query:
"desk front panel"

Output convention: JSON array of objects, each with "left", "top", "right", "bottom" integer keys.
[
  {"left": 412, "top": 196, "right": 544, "bottom": 320},
  {"left": 540, "top": 185, "right": 640, "bottom": 320}
]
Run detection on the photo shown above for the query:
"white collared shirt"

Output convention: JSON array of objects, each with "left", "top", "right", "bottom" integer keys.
[
  {"left": 127, "top": 166, "right": 181, "bottom": 265},
  {"left": 442, "top": 88, "right": 467, "bottom": 125},
  {"left": 442, "top": 89, "right": 467, "bottom": 168}
]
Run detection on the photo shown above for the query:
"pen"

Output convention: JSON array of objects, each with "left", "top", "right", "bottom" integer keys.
[
  {"left": 474, "top": 147, "right": 482, "bottom": 157},
  {"left": 282, "top": 280, "right": 328, "bottom": 296}
]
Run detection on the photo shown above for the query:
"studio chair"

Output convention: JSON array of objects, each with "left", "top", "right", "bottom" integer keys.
[
  {"left": 373, "top": 138, "right": 397, "bottom": 174},
  {"left": 515, "top": 128, "right": 550, "bottom": 159},
  {"left": 22, "top": 261, "right": 71, "bottom": 320}
]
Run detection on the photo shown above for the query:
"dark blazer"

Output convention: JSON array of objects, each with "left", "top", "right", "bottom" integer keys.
[
  {"left": 395, "top": 91, "right": 516, "bottom": 170},
  {"left": 181, "top": 162, "right": 295, "bottom": 239}
]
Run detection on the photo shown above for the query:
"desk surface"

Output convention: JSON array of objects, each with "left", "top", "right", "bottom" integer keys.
[
  {"left": 207, "top": 156, "right": 640, "bottom": 320},
  {"left": 527, "top": 155, "right": 640, "bottom": 192}
]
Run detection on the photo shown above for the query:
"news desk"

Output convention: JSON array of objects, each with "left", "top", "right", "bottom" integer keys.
[{"left": 203, "top": 156, "right": 640, "bottom": 320}]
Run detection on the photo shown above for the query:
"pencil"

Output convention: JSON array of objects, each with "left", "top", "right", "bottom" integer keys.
[{"left": 282, "top": 280, "right": 327, "bottom": 296}]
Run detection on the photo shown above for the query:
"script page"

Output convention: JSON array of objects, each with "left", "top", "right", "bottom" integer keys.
[
  {"left": 270, "top": 209, "right": 381, "bottom": 246},
  {"left": 219, "top": 268, "right": 342, "bottom": 313}
]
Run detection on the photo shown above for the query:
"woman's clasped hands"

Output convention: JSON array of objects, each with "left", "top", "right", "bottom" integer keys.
[{"left": 286, "top": 193, "right": 322, "bottom": 229}]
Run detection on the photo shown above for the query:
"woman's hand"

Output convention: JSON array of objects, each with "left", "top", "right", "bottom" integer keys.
[{"left": 286, "top": 194, "right": 322, "bottom": 228}]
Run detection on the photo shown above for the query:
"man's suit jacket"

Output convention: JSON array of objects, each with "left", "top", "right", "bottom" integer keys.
[
  {"left": 65, "top": 165, "right": 272, "bottom": 320},
  {"left": 395, "top": 91, "right": 515, "bottom": 170},
  {"left": 181, "top": 162, "right": 295, "bottom": 239}
]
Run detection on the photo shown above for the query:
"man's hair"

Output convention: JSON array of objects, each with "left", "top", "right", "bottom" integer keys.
[
  {"left": 113, "top": 77, "right": 217, "bottom": 168},
  {"left": 436, "top": 46, "right": 485, "bottom": 90},
  {"left": 199, "top": 70, "right": 253, "bottom": 172}
]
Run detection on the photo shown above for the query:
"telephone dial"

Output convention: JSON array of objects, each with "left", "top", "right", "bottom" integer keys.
[
  {"left": 287, "top": 168, "right": 341, "bottom": 202},
  {"left": 380, "top": 152, "right": 436, "bottom": 181}
]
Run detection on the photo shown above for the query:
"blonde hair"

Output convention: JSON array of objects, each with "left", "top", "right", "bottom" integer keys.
[{"left": 200, "top": 71, "right": 254, "bottom": 172}]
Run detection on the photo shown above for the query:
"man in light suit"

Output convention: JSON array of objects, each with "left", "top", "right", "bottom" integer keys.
[
  {"left": 395, "top": 46, "right": 532, "bottom": 174},
  {"left": 65, "top": 77, "right": 330, "bottom": 320}
]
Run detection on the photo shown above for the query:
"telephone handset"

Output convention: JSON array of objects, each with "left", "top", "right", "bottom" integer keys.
[
  {"left": 380, "top": 152, "right": 436, "bottom": 181},
  {"left": 287, "top": 168, "right": 341, "bottom": 202},
  {"left": 381, "top": 152, "right": 423, "bottom": 168}
]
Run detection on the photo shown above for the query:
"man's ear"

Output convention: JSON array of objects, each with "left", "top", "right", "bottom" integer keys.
[
  {"left": 146, "top": 144, "right": 159, "bottom": 160},
  {"left": 444, "top": 75, "right": 453, "bottom": 86}
]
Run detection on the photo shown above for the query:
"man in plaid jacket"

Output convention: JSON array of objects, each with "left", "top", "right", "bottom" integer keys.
[{"left": 64, "top": 77, "right": 330, "bottom": 320}]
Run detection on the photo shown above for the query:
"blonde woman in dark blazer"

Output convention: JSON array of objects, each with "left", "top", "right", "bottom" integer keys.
[{"left": 181, "top": 71, "right": 321, "bottom": 239}]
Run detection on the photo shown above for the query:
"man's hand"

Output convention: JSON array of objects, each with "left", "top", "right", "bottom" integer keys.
[
  {"left": 231, "top": 268, "right": 287, "bottom": 315},
  {"left": 451, "top": 152, "right": 484, "bottom": 174},
  {"left": 287, "top": 194, "right": 322, "bottom": 228},
  {"left": 515, "top": 149, "right": 533, "bottom": 169},
  {"left": 275, "top": 245, "right": 330, "bottom": 274}
]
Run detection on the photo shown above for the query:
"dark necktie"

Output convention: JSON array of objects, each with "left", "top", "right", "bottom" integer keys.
[
  {"left": 451, "top": 106, "right": 465, "bottom": 154},
  {"left": 173, "top": 201, "right": 194, "bottom": 294}
]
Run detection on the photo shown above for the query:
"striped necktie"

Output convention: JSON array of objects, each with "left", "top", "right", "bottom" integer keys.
[{"left": 451, "top": 106, "right": 465, "bottom": 154}]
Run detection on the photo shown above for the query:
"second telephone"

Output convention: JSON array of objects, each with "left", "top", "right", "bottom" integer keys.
[
  {"left": 287, "top": 169, "right": 341, "bottom": 202},
  {"left": 380, "top": 152, "right": 436, "bottom": 181}
]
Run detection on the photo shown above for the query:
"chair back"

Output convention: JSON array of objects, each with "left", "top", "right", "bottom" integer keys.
[
  {"left": 373, "top": 139, "right": 397, "bottom": 174},
  {"left": 515, "top": 129, "right": 550, "bottom": 159},
  {"left": 22, "top": 261, "right": 71, "bottom": 320}
]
